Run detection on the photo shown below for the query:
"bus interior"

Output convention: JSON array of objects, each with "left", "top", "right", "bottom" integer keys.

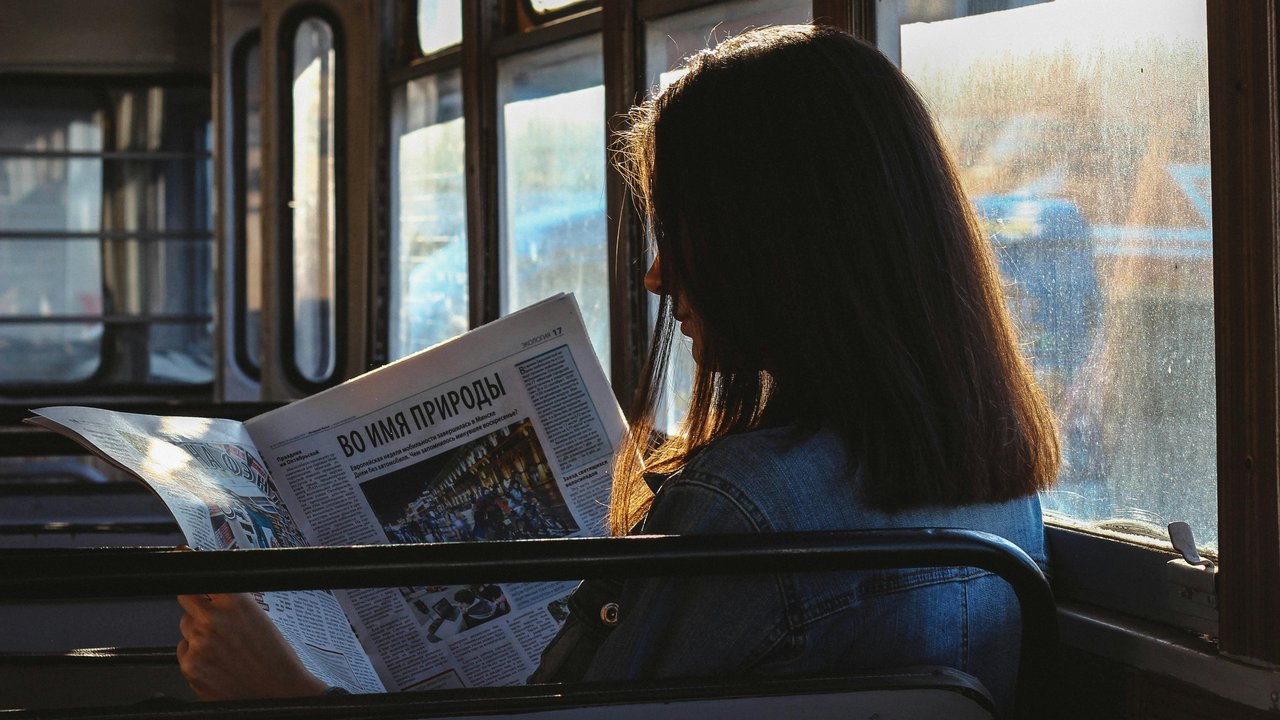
[{"left": 0, "top": 0, "right": 1276, "bottom": 717}]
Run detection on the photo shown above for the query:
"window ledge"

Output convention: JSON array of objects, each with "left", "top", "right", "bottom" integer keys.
[{"left": 1058, "top": 601, "right": 1280, "bottom": 711}]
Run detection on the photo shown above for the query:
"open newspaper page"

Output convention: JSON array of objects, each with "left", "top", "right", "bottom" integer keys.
[
  {"left": 244, "top": 294, "right": 626, "bottom": 691},
  {"left": 24, "top": 406, "right": 385, "bottom": 694}
]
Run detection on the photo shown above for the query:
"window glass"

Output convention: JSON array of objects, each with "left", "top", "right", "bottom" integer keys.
[
  {"left": 0, "top": 157, "right": 103, "bottom": 233},
  {"left": 497, "top": 35, "right": 608, "bottom": 372},
  {"left": 291, "top": 18, "right": 338, "bottom": 384},
  {"left": 0, "top": 239, "right": 103, "bottom": 383},
  {"left": 391, "top": 70, "right": 466, "bottom": 358},
  {"left": 117, "top": 236, "right": 215, "bottom": 382},
  {"left": 417, "top": 0, "right": 462, "bottom": 56},
  {"left": 0, "top": 85, "right": 212, "bottom": 386},
  {"left": 528, "top": 0, "right": 590, "bottom": 14},
  {"left": 884, "top": 0, "right": 1216, "bottom": 547},
  {"left": 0, "top": 104, "right": 102, "bottom": 383},
  {"left": 644, "top": 0, "right": 812, "bottom": 431}
]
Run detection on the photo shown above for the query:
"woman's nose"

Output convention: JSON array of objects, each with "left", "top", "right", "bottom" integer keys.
[{"left": 643, "top": 256, "right": 663, "bottom": 295}]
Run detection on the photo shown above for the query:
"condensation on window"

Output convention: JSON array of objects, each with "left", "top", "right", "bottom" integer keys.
[
  {"left": 892, "top": 0, "right": 1216, "bottom": 548},
  {"left": 291, "top": 18, "right": 338, "bottom": 384},
  {"left": 391, "top": 70, "right": 466, "bottom": 359},
  {"left": 497, "top": 35, "right": 609, "bottom": 376}
]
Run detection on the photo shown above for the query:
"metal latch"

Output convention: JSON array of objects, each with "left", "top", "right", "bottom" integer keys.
[{"left": 1165, "top": 521, "right": 1218, "bottom": 634}]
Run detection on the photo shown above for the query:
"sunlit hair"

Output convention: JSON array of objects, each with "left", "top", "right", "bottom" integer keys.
[{"left": 609, "top": 25, "right": 1060, "bottom": 536}]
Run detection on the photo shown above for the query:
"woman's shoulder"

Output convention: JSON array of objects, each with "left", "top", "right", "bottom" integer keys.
[
  {"left": 648, "top": 425, "right": 858, "bottom": 533},
  {"left": 658, "top": 425, "right": 1046, "bottom": 562},
  {"left": 685, "top": 424, "right": 849, "bottom": 483}
]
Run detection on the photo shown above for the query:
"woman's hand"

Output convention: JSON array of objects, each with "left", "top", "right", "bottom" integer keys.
[{"left": 176, "top": 592, "right": 330, "bottom": 700}]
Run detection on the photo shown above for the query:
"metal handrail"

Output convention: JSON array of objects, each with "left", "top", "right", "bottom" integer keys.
[{"left": 0, "top": 528, "right": 1056, "bottom": 718}]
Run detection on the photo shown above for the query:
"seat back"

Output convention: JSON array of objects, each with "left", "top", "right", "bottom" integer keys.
[{"left": 0, "top": 666, "right": 994, "bottom": 719}]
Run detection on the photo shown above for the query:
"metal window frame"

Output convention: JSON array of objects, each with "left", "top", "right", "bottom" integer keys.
[
  {"left": 275, "top": 3, "right": 350, "bottom": 392},
  {"left": 231, "top": 29, "right": 264, "bottom": 382},
  {"left": 518, "top": 0, "right": 599, "bottom": 26}
]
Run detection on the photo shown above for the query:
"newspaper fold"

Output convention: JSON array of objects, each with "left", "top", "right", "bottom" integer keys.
[{"left": 29, "top": 294, "right": 626, "bottom": 692}]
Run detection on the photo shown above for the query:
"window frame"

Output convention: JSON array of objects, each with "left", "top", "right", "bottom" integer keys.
[
  {"left": 231, "top": 30, "right": 264, "bottom": 383},
  {"left": 1203, "top": 0, "right": 1280, "bottom": 665},
  {"left": 387, "top": 68, "right": 468, "bottom": 360},
  {"left": 518, "top": 0, "right": 599, "bottom": 26},
  {"left": 495, "top": 31, "right": 609, "bottom": 367},
  {"left": 276, "top": 4, "right": 349, "bottom": 392},
  {"left": 0, "top": 75, "right": 216, "bottom": 399}
]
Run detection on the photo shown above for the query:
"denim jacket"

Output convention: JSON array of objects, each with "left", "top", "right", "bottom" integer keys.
[{"left": 530, "top": 425, "right": 1047, "bottom": 714}]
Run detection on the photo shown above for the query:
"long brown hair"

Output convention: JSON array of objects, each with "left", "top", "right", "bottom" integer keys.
[{"left": 610, "top": 25, "right": 1059, "bottom": 535}]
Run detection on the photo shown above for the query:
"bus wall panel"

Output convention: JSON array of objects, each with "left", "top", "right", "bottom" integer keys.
[
  {"left": 1054, "top": 646, "right": 1276, "bottom": 720},
  {"left": 0, "top": 0, "right": 211, "bottom": 75}
]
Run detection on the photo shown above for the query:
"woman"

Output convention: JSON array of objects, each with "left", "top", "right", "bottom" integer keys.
[
  {"left": 530, "top": 24, "right": 1057, "bottom": 712},
  {"left": 176, "top": 25, "right": 1057, "bottom": 712}
]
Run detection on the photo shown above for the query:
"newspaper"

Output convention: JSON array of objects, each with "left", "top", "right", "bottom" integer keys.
[{"left": 28, "top": 294, "right": 626, "bottom": 692}]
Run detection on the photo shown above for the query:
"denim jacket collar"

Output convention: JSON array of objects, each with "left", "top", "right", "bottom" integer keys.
[{"left": 642, "top": 470, "right": 674, "bottom": 494}]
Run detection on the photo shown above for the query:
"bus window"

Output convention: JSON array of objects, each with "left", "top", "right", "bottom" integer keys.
[
  {"left": 497, "top": 34, "right": 609, "bottom": 374},
  {"left": 883, "top": 0, "right": 1216, "bottom": 548},
  {"left": 643, "top": 0, "right": 813, "bottom": 431},
  {"left": 416, "top": 0, "right": 462, "bottom": 56},
  {"left": 391, "top": 70, "right": 466, "bottom": 358},
  {"left": 0, "top": 84, "right": 212, "bottom": 388},
  {"left": 0, "top": 93, "right": 103, "bottom": 384},
  {"left": 288, "top": 17, "right": 339, "bottom": 385}
]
